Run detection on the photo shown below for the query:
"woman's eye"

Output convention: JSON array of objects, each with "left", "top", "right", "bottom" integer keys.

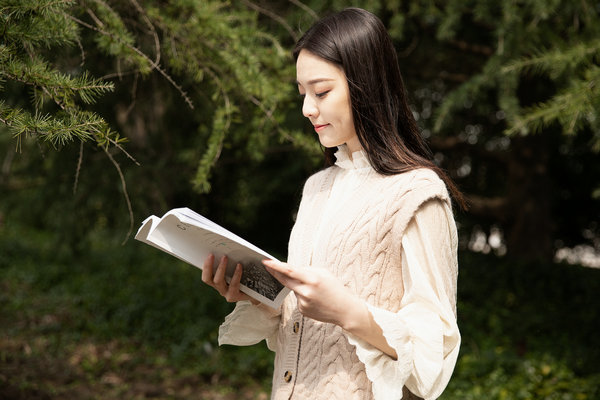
[{"left": 316, "top": 90, "right": 330, "bottom": 98}]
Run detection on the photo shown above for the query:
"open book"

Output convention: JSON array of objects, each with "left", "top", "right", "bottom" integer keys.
[{"left": 135, "top": 207, "right": 289, "bottom": 309}]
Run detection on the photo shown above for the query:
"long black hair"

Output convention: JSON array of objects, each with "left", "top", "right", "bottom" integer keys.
[{"left": 293, "top": 8, "right": 466, "bottom": 209}]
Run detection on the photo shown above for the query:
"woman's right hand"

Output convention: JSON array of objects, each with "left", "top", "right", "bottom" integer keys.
[{"left": 201, "top": 254, "right": 257, "bottom": 304}]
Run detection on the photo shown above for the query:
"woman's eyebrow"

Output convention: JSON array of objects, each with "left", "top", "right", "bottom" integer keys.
[{"left": 296, "top": 78, "right": 335, "bottom": 85}]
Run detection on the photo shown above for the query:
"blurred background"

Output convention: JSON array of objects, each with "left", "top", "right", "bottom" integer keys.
[{"left": 1, "top": 1, "right": 599, "bottom": 399}]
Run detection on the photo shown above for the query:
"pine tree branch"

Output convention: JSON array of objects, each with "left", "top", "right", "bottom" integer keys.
[
  {"left": 98, "top": 70, "right": 138, "bottom": 80},
  {"left": 0, "top": 101, "right": 128, "bottom": 153},
  {"left": 434, "top": 56, "right": 505, "bottom": 132},
  {"left": 447, "top": 38, "right": 494, "bottom": 56},
  {"left": 105, "top": 136, "right": 139, "bottom": 166},
  {"left": 2, "top": 0, "right": 74, "bottom": 15},
  {"left": 1, "top": 58, "right": 114, "bottom": 109},
  {"left": 64, "top": 12, "right": 194, "bottom": 109},
  {"left": 192, "top": 66, "right": 233, "bottom": 192},
  {"left": 505, "top": 72, "right": 599, "bottom": 138},
  {"left": 73, "top": 140, "right": 83, "bottom": 194},
  {"left": 288, "top": 0, "right": 318, "bottom": 21},
  {"left": 128, "top": 0, "right": 161, "bottom": 66},
  {"left": 102, "top": 145, "right": 134, "bottom": 244},
  {"left": 1, "top": 2, "right": 79, "bottom": 48},
  {"left": 240, "top": 0, "right": 298, "bottom": 42},
  {"left": 502, "top": 39, "right": 600, "bottom": 78}
]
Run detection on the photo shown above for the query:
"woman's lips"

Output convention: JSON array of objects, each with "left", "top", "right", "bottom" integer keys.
[{"left": 314, "top": 124, "right": 329, "bottom": 133}]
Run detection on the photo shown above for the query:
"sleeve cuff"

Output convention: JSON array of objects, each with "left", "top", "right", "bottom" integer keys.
[
  {"left": 345, "top": 303, "right": 413, "bottom": 400},
  {"left": 218, "top": 301, "right": 280, "bottom": 349},
  {"left": 346, "top": 302, "right": 449, "bottom": 400}
]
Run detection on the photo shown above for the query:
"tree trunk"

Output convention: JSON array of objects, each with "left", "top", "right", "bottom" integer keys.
[{"left": 504, "top": 134, "right": 555, "bottom": 262}]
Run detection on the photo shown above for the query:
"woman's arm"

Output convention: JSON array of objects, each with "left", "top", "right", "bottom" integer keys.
[
  {"left": 338, "top": 297, "right": 398, "bottom": 358},
  {"left": 347, "top": 199, "right": 460, "bottom": 399}
]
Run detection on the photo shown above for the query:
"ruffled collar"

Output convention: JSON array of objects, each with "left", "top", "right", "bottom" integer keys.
[{"left": 334, "top": 144, "right": 371, "bottom": 170}]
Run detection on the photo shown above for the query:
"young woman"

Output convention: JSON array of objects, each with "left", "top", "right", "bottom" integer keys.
[{"left": 202, "top": 7, "right": 464, "bottom": 400}]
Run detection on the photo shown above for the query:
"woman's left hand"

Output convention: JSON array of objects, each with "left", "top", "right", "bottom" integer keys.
[{"left": 263, "top": 259, "right": 366, "bottom": 329}]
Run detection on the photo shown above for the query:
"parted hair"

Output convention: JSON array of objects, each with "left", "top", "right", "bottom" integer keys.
[{"left": 293, "top": 7, "right": 465, "bottom": 209}]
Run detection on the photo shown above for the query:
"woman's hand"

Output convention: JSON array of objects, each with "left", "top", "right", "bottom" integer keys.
[
  {"left": 262, "top": 259, "right": 365, "bottom": 329},
  {"left": 201, "top": 254, "right": 257, "bottom": 304},
  {"left": 263, "top": 259, "right": 397, "bottom": 358}
]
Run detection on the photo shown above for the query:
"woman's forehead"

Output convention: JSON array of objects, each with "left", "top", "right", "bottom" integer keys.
[{"left": 296, "top": 50, "right": 345, "bottom": 85}]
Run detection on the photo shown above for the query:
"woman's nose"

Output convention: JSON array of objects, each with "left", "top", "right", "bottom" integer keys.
[{"left": 302, "top": 96, "right": 318, "bottom": 118}]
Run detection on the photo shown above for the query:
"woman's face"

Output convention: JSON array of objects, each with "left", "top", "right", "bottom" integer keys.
[{"left": 296, "top": 50, "right": 361, "bottom": 153}]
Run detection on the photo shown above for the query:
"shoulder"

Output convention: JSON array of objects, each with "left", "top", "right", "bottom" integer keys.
[
  {"left": 389, "top": 167, "right": 444, "bottom": 187},
  {"left": 382, "top": 169, "right": 454, "bottom": 240},
  {"left": 376, "top": 169, "right": 452, "bottom": 227},
  {"left": 383, "top": 168, "right": 449, "bottom": 199}
]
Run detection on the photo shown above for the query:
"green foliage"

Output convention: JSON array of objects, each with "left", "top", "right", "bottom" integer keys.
[
  {"left": 424, "top": 0, "right": 600, "bottom": 149},
  {"left": 3, "top": 0, "right": 596, "bottom": 258},
  {"left": 141, "top": 0, "right": 310, "bottom": 192},
  {"left": 1, "top": 0, "right": 317, "bottom": 206},
  {"left": 443, "top": 251, "right": 600, "bottom": 399},
  {"left": 83, "top": 0, "right": 153, "bottom": 73},
  {"left": 0, "top": 0, "right": 326, "bottom": 252},
  {"left": 503, "top": 45, "right": 600, "bottom": 147},
  {"left": 446, "top": 353, "right": 600, "bottom": 400},
  {"left": 356, "top": 0, "right": 600, "bottom": 260},
  {"left": 0, "top": 103, "right": 120, "bottom": 148},
  {"left": 1, "top": 0, "right": 80, "bottom": 47},
  {"left": 0, "top": 0, "right": 122, "bottom": 149}
]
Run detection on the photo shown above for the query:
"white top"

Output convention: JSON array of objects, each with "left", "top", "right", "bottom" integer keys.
[{"left": 219, "top": 145, "right": 460, "bottom": 400}]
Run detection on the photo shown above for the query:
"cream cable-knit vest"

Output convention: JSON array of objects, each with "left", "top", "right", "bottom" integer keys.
[{"left": 270, "top": 157, "right": 450, "bottom": 400}]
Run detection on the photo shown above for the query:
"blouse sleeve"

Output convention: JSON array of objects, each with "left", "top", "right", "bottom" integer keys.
[
  {"left": 218, "top": 300, "right": 281, "bottom": 352},
  {"left": 345, "top": 199, "right": 460, "bottom": 400}
]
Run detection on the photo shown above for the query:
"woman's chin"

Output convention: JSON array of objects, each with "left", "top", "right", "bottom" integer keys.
[{"left": 317, "top": 137, "right": 341, "bottom": 149}]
